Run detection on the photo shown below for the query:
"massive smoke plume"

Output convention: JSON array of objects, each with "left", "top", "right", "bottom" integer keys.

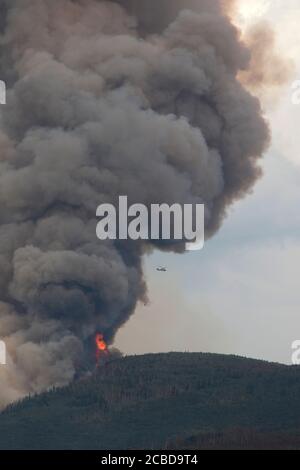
[{"left": 0, "top": 0, "right": 270, "bottom": 406}]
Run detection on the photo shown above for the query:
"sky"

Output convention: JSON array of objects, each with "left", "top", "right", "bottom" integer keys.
[{"left": 116, "top": 0, "right": 300, "bottom": 364}]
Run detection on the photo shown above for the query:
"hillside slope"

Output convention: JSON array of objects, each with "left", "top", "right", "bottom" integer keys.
[{"left": 1, "top": 352, "right": 300, "bottom": 450}]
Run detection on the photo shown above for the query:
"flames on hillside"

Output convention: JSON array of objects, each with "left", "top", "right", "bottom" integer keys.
[{"left": 95, "top": 333, "right": 109, "bottom": 365}]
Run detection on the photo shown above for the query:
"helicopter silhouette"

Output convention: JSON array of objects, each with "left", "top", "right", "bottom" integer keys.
[{"left": 156, "top": 266, "right": 167, "bottom": 272}]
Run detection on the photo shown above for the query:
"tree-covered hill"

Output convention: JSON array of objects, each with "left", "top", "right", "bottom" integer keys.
[{"left": 1, "top": 352, "right": 300, "bottom": 450}]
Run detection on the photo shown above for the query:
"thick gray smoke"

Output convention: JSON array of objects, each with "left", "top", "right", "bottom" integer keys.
[{"left": 0, "top": 0, "right": 269, "bottom": 406}]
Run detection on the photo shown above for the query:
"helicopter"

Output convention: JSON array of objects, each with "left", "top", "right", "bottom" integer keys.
[{"left": 156, "top": 266, "right": 167, "bottom": 272}]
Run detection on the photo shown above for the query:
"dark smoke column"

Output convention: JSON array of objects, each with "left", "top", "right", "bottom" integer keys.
[{"left": 0, "top": 0, "right": 269, "bottom": 405}]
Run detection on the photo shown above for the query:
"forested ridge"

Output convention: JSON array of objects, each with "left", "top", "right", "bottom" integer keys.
[{"left": 1, "top": 352, "right": 300, "bottom": 449}]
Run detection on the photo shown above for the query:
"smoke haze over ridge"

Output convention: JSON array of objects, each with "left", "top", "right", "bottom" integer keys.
[{"left": 0, "top": 0, "right": 270, "bottom": 406}]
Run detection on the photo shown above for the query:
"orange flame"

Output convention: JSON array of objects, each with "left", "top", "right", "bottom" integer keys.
[{"left": 95, "top": 333, "right": 108, "bottom": 364}]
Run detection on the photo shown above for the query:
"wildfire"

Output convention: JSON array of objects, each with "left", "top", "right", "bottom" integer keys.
[{"left": 95, "top": 333, "right": 109, "bottom": 364}]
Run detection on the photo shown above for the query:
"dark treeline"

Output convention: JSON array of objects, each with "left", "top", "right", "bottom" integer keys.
[{"left": 1, "top": 353, "right": 300, "bottom": 450}]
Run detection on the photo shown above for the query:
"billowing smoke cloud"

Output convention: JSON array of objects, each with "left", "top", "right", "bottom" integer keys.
[
  {"left": 227, "top": 0, "right": 294, "bottom": 105},
  {"left": 0, "top": 0, "right": 270, "bottom": 406},
  {"left": 239, "top": 22, "right": 294, "bottom": 104}
]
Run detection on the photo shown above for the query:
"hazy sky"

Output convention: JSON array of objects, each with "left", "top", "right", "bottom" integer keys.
[{"left": 116, "top": 0, "right": 300, "bottom": 364}]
